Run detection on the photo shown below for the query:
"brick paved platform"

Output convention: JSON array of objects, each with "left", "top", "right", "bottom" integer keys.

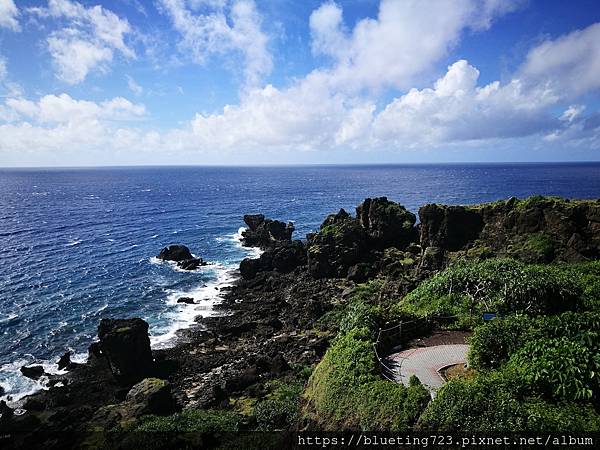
[{"left": 384, "top": 344, "right": 469, "bottom": 392}]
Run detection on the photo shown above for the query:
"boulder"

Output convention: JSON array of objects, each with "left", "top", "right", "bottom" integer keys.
[
  {"left": 239, "top": 241, "right": 306, "bottom": 279},
  {"left": 241, "top": 215, "right": 294, "bottom": 249},
  {"left": 97, "top": 318, "right": 153, "bottom": 384},
  {"left": 356, "top": 197, "right": 417, "bottom": 249},
  {"left": 177, "top": 258, "right": 206, "bottom": 271},
  {"left": 57, "top": 351, "right": 72, "bottom": 371},
  {"left": 243, "top": 214, "right": 265, "bottom": 231},
  {"left": 20, "top": 365, "right": 45, "bottom": 380},
  {"left": 177, "top": 297, "right": 195, "bottom": 304},
  {"left": 0, "top": 400, "right": 13, "bottom": 422},
  {"left": 125, "top": 378, "right": 177, "bottom": 416},
  {"left": 157, "top": 245, "right": 193, "bottom": 262},
  {"left": 0, "top": 385, "right": 5, "bottom": 396}
]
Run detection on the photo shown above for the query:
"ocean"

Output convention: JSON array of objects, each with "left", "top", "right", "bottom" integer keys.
[{"left": 1, "top": 163, "right": 599, "bottom": 403}]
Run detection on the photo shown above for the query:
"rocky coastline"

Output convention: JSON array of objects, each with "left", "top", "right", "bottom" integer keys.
[{"left": 1, "top": 195, "right": 599, "bottom": 449}]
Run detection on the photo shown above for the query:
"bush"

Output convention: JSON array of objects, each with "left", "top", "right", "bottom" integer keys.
[
  {"left": 304, "top": 327, "right": 430, "bottom": 431},
  {"left": 133, "top": 408, "right": 240, "bottom": 433},
  {"left": 419, "top": 369, "right": 600, "bottom": 432},
  {"left": 254, "top": 381, "right": 304, "bottom": 431},
  {"left": 469, "top": 312, "right": 600, "bottom": 370},
  {"left": 507, "top": 335, "right": 599, "bottom": 401},
  {"left": 398, "top": 259, "right": 583, "bottom": 327}
]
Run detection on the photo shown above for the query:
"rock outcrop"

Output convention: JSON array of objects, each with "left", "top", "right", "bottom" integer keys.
[
  {"left": 241, "top": 214, "right": 294, "bottom": 248},
  {"left": 96, "top": 318, "right": 153, "bottom": 384},
  {"left": 357, "top": 197, "right": 417, "bottom": 249},
  {"left": 419, "top": 196, "right": 600, "bottom": 263},
  {"left": 20, "top": 365, "right": 45, "bottom": 380},
  {"left": 240, "top": 240, "right": 307, "bottom": 279},
  {"left": 157, "top": 244, "right": 207, "bottom": 271}
]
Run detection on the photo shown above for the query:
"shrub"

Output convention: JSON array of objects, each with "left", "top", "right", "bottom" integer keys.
[
  {"left": 469, "top": 312, "right": 600, "bottom": 370},
  {"left": 507, "top": 335, "right": 600, "bottom": 401},
  {"left": 304, "top": 327, "right": 430, "bottom": 431},
  {"left": 419, "top": 369, "right": 600, "bottom": 432},
  {"left": 398, "top": 259, "right": 582, "bottom": 327},
  {"left": 254, "top": 382, "right": 304, "bottom": 431},
  {"left": 133, "top": 408, "right": 240, "bottom": 433}
]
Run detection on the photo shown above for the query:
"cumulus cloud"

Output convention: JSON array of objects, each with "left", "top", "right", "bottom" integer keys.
[
  {"left": 30, "top": 0, "right": 135, "bottom": 84},
  {"left": 0, "top": 0, "right": 20, "bottom": 31},
  {"left": 158, "top": 0, "right": 272, "bottom": 87},
  {"left": 0, "top": 93, "right": 148, "bottom": 155},
  {"left": 520, "top": 22, "right": 600, "bottom": 99},
  {"left": 308, "top": 0, "right": 520, "bottom": 93}
]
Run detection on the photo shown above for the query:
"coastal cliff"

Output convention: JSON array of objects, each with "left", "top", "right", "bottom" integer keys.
[{"left": 1, "top": 195, "right": 600, "bottom": 449}]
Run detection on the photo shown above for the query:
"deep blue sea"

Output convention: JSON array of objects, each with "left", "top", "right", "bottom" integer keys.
[{"left": 1, "top": 163, "right": 599, "bottom": 403}]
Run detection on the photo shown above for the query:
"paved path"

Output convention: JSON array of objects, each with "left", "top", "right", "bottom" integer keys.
[{"left": 383, "top": 344, "right": 469, "bottom": 392}]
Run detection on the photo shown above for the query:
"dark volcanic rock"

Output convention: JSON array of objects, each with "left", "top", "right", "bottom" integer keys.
[
  {"left": 157, "top": 245, "right": 193, "bottom": 262},
  {"left": 57, "top": 351, "right": 72, "bottom": 371},
  {"left": 97, "top": 318, "right": 153, "bottom": 384},
  {"left": 240, "top": 241, "right": 306, "bottom": 279},
  {"left": 177, "top": 258, "right": 206, "bottom": 271},
  {"left": 419, "top": 204, "right": 484, "bottom": 251},
  {"left": 20, "top": 365, "right": 45, "bottom": 380},
  {"left": 177, "top": 297, "right": 195, "bottom": 304},
  {"left": 307, "top": 209, "right": 369, "bottom": 279},
  {"left": 241, "top": 215, "right": 294, "bottom": 249},
  {"left": 125, "top": 378, "right": 177, "bottom": 416},
  {"left": 419, "top": 197, "right": 600, "bottom": 262},
  {"left": 356, "top": 197, "right": 417, "bottom": 249},
  {"left": 243, "top": 214, "right": 265, "bottom": 231}
]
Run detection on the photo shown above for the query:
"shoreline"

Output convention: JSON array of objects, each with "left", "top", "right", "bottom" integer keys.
[{"left": 0, "top": 227, "right": 262, "bottom": 407}]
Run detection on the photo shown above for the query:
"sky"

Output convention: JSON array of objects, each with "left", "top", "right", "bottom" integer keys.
[{"left": 1, "top": 0, "right": 600, "bottom": 166}]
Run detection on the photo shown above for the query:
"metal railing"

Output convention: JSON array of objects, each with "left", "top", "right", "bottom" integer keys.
[{"left": 372, "top": 314, "right": 460, "bottom": 383}]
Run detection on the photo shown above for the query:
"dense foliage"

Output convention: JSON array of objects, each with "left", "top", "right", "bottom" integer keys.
[
  {"left": 396, "top": 258, "right": 600, "bottom": 327},
  {"left": 304, "top": 327, "right": 430, "bottom": 431},
  {"left": 419, "top": 369, "right": 600, "bottom": 432}
]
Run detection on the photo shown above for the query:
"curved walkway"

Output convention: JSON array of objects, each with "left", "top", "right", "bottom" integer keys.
[{"left": 384, "top": 344, "right": 469, "bottom": 392}]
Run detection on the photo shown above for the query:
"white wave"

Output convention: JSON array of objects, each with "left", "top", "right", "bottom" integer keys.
[
  {"left": 0, "top": 351, "right": 88, "bottom": 408},
  {"left": 151, "top": 234, "right": 159, "bottom": 239},
  {"left": 149, "top": 263, "right": 238, "bottom": 350},
  {"left": 230, "top": 227, "right": 263, "bottom": 258},
  {"left": 66, "top": 240, "right": 81, "bottom": 247}
]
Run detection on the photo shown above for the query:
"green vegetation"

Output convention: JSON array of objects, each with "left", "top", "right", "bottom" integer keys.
[
  {"left": 304, "top": 328, "right": 430, "bottom": 431},
  {"left": 394, "top": 258, "right": 598, "bottom": 328},
  {"left": 421, "top": 311, "right": 600, "bottom": 432},
  {"left": 254, "top": 381, "right": 304, "bottom": 431},
  {"left": 419, "top": 369, "right": 600, "bottom": 432},
  {"left": 133, "top": 408, "right": 240, "bottom": 433}
]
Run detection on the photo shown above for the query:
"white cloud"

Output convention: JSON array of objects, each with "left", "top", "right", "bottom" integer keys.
[
  {"left": 373, "top": 60, "right": 557, "bottom": 146},
  {"left": 520, "top": 22, "right": 600, "bottom": 99},
  {"left": 159, "top": 0, "right": 272, "bottom": 87},
  {"left": 126, "top": 75, "right": 144, "bottom": 95},
  {"left": 5, "top": 93, "right": 146, "bottom": 123},
  {"left": 308, "top": 0, "right": 520, "bottom": 93},
  {"left": 0, "top": 0, "right": 20, "bottom": 31},
  {"left": 31, "top": 0, "right": 135, "bottom": 84}
]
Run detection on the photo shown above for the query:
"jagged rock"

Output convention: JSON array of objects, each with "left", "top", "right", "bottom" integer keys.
[
  {"left": 419, "top": 204, "right": 484, "bottom": 251},
  {"left": 0, "top": 400, "right": 13, "bottom": 422},
  {"left": 239, "top": 241, "right": 306, "bottom": 279},
  {"left": 356, "top": 197, "right": 417, "bottom": 249},
  {"left": 347, "top": 264, "right": 372, "bottom": 283},
  {"left": 157, "top": 245, "right": 194, "bottom": 262},
  {"left": 243, "top": 214, "right": 265, "bottom": 231},
  {"left": 419, "top": 197, "right": 600, "bottom": 262},
  {"left": 307, "top": 209, "right": 368, "bottom": 278},
  {"left": 177, "top": 297, "right": 195, "bottom": 304},
  {"left": 241, "top": 215, "right": 294, "bottom": 249},
  {"left": 20, "top": 365, "right": 45, "bottom": 380},
  {"left": 419, "top": 246, "right": 445, "bottom": 271},
  {"left": 97, "top": 318, "right": 153, "bottom": 384},
  {"left": 57, "top": 351, "right": 72, "bottom": 371},
  {"left": 0, "top": 385, "right": 5, "bottom": 396},
  {"left": 177, "top": 258, "right": 206, "bottom": 271}
]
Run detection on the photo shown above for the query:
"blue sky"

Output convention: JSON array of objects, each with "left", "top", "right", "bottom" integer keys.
[{"left": 1, "top": 0, "right": 600, "bottom": 166}]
